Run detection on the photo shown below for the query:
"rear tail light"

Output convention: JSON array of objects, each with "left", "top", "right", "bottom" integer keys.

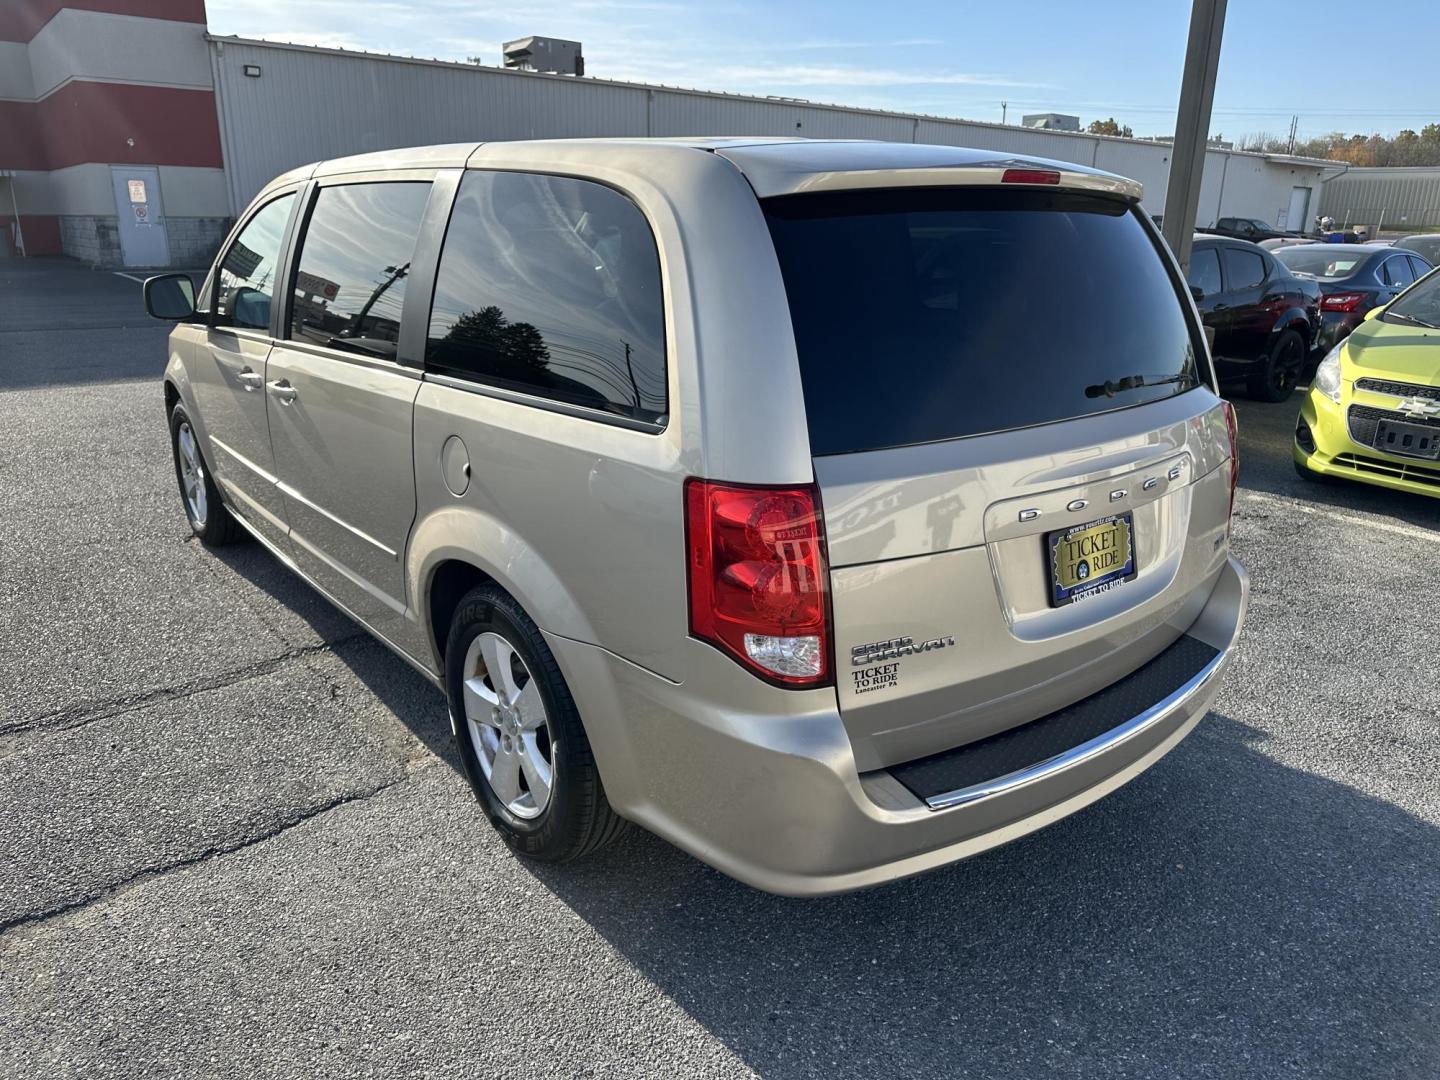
[
  {"left": 684, "top": 479, "right": 832, "bottom": 687},
  {"left": 1001, "top": 167, "right": 1061, "bottom": 185},
  {"left": 1222, "top": 400, "right": 1240, "bottom": 524},
  {"left": 1321, "top": 292, "right": 1366, "bottom": 312}
]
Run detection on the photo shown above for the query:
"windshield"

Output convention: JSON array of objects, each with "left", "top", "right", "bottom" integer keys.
[
  {"left": 764, "top": 187, "right": 1205, "bottom": 456},
  {"left": 1384, "top": 269, "right": 1440, "bottom": 328},
  {"left": 1276, "top": 247, "right": 1365, "bottom": 279}
]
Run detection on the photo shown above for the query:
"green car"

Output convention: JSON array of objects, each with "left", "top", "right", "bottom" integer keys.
[{"left": 1295, "top": 267, "right": 1440, "bottom": 496}]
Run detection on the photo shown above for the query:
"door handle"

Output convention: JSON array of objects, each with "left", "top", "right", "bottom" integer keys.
[
  {"left": 267, "top": 379, "right": 298, "bottom": 404},
  {"left": 237, "top": 368, "right": 264, "bottom": 391}
]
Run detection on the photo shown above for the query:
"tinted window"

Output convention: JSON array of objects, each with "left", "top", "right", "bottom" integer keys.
[
  {"left": 764, "top": 188, "right": 1203, "bottom": 456},
  {"left": 1409, "top": 255, "right": 1434, "bottom": 280},
  {"left": 289, "top": 182, "right": 431, "bottom": 360},
  {"left": 1188, "top": 247, "right": 1223, "bottom": 297},
  {"left": 1223, "top": 247, "right": 1266, "bottom": 290},
  {"left": 1382, "top": 256, "right": 1417, "bottom": 288},
  {"left": 216, "top": 194, "right": 294, "bottom": 330},
  {"left": 427, "top": 171, "right": 666, "bottom": 426}
]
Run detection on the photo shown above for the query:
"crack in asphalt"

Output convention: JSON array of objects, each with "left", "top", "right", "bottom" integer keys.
[
  {"left": 0, "top": 764, "right": 431, "bottom": 943},
  {"left": 0, "top": 635, "right": 368, "bottom": 757}
]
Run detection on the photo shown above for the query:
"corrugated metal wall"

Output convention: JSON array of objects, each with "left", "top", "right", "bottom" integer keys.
[
  {"left": 211, "top": 37, "right": 1329, "bottom": 229},
  {"left": 1318, "top": 168, "right": 1440, "bottom": 231}
]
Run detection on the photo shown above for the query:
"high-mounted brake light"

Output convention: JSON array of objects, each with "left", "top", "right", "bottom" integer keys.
[
  {"left": 1321, "top": 292, "right": 1366, "bottom": 312},
  {"left": 1222, "top": 401, "right": 1240, "bottom": 526},
  {"left": 1002, "top": 168, "right": 1062, "bottom": 185},
  {"left": 684, "top": 479, "right": 832, "bottom": 687}
]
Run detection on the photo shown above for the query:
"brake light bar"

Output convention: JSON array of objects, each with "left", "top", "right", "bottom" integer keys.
[
  {"left": 1002, "top": 168, "right": 1062, "bottom": 185},
  {"left": 684, "top": 478, "right": 832, "bottom": 687},
  {"left": 1321, "top": 292, "right": 1366, "bottom": 312}
]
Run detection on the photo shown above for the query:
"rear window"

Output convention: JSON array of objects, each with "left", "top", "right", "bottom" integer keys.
[
  {"left": 1276, "top": 247, "right": 1364, "bottom": 279},
  {"left": 764, "top": 187, "right": 1204, "bottom": 456}
]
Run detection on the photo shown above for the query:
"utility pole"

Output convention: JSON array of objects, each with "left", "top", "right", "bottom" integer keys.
[
  {"left": 1161, "top": 0, "right": 1227, "bottom": 273},
  {"left": 1001, "top": 100, "right": 1008, "bottom": 125}
]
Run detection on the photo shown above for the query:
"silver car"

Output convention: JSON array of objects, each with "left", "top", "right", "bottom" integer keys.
[{"left": 145, "top": 139, "right": 1248, "bottom": 895}]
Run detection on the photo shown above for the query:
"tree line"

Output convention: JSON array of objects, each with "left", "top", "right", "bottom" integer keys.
[{"left": 1237, "top": 125, "right": 1440, "bottom": 167}]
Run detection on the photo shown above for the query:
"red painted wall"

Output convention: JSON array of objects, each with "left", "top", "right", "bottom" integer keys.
[
  {"left": 0, "top": 83, "right": 223, "bottom": 171},
  {"left": 0, "top": 0, "right": 207, "bottom": 42},
  {"left": 0, "top": 215, "right": 64, "bottom": 255}
]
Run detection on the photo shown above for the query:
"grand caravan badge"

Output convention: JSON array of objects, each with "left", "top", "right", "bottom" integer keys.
[{"left": 851, "top": 634, "right": 956, "bottom": 666}]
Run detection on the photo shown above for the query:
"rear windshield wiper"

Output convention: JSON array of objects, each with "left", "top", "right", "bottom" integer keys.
[
  {"left": 1085, "top": 372, "right": 1200, "bottom": 399},
  {"left": 1385, "top": 311, "right": 1440, "bottom": 330}
]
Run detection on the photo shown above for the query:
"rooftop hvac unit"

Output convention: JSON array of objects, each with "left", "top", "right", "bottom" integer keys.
[{"left": 502, "top": 37, "right": 584, "bottom": 76}]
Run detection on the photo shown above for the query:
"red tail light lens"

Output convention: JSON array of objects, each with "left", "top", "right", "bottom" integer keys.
[
  {"left": 1321, "top": 292, "right": 1366, "bottom": 312},
  {"left": 684, "top": 479, "right": 832, "bottom": 687},
  {"left": 1002, "top": 168, "right": 1061, "bottom": 185},
  {"left": 1223, "top": 400, "right": 1240, "bottom": 524}
]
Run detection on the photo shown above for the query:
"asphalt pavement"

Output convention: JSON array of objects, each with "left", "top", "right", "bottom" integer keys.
[{"left": 1, "top": 258, "right": 1436, "bottom": 1079}]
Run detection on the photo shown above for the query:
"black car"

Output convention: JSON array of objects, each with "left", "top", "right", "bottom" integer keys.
[
  {"left": 1273, "top": 243, "right": 1435, "bottom": 353},
  {"left": 1199, "top": 216, "right": 1303, "bottom": 243},
  {"left": 1187, "top": 235, "right": 1321, "bottom": 401}
]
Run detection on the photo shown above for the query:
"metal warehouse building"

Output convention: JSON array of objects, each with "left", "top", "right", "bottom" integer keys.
[
  {"left": 1318, "top": 166, "right": 1440, "bottom": 233},
  {"left": 2, "top": 0, "right": 1337, "bottom": 267}
]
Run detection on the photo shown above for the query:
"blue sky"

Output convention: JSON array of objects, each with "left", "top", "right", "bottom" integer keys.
[{"left": 208, "top": 0, "right": 1440, "bottom": 141}]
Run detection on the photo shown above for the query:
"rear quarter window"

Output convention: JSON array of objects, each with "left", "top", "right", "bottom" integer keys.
[
  {"left": 426, "top": 170, "right": 667, "bottom": 427},
  {"left": 764, "top": 187, "right": 1206, "bottom": 456}
]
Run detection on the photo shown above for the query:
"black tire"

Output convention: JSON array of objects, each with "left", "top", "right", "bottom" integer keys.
[
  {"left": 445, "top": 584, "right": 626, "bottom": 861},
  {"left": 168, "top": 402, "right": 244, "bottom": 546},
  {"left": 1248, "top": 329, "right": 1306, "bottom": 402}
]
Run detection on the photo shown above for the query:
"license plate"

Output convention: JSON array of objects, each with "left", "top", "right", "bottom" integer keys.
[
  {"left": 1374, "top": 419, "right": 1440, "bottom": 461},
  {"left": 1047, "top": 513, "right": 1137, "bottom": 607}
]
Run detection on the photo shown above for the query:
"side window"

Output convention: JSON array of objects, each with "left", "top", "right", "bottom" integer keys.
[
  {"left": 1383, "top": 256, "right": 1417, "bottom": 289},
  {"left": 1187, "top": 247, "right": 1223, "bottom": 298},
  {"left": 1223, "top": 247, "right": 1266, "bottom": 290},
  {"left": 426, "top": 170, "right": 667, "bottom": 426},
  {"left": 215, "top": 193, "right": 295, "bottom": 330},
  {"left": 288, "top": 182, "right": 432, "bottom": 360},
  {"left": 1410, "top": 255, "right": 1433, "bottom": 281}
]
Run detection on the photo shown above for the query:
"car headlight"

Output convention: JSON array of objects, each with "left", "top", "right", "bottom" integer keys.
[{"left": 1313, "top": 344, "right": 1343, "bottom": 403}]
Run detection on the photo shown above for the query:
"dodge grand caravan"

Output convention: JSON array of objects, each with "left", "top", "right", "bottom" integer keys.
[{"left": 145, "top": 139, "right": 1248, "bottom": 895}]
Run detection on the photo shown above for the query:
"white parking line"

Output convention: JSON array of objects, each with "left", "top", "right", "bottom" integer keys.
[
  {"left": 112, "top": 272, "right": 145, "bottom": 284},
  {"left": 1239, "top": 489, "right": 1440, "bottom": 544}
]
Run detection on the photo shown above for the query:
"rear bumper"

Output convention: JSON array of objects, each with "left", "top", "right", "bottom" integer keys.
[
  {"left": 1316, "top": 311, "right": 1363, "bottom": 352},
  {"left": 548, "top": 557, "right": 1248, "bottom": 897}
]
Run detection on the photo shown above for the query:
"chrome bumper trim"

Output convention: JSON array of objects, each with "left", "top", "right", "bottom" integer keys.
[{"left": 924, "top": 646, "right": 1226, "bottom": 810}]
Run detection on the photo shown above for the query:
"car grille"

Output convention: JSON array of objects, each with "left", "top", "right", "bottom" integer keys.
[
  {"left": 1354, "top": 378, "right": 1440, "bottom": 402},
  {"left": 1347, "top": 403, "right": 1440, "bottom": 446},
  {"left": 1331, "top": 453, "right": 1440, "bottom": 489}
]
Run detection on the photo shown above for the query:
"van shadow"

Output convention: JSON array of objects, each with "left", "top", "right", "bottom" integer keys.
[
  {"left": 207, "top": 542, "right": 460, "bottom": 772},
  {"left": 521, "top": 714, "right": 1438, "bottom": 1079}
]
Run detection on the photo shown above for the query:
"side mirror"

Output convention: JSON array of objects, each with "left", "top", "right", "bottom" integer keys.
[
  {"left": 144, "top": 273, "right": 196, "bottom": 321},
  {"left": 1190, "top": 284, "right": 1205, "bottom": 302}
]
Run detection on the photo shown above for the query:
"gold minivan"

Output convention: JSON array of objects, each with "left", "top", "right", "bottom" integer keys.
[{"left": 146, "top": 139, "right": 1247, "bottom": 895}]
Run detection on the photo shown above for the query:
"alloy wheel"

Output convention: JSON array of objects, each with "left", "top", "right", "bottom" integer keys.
[
  {"left": 176, "top": 422, "right": 208, "bottom": 527},
  {"left": 462, "top": 631, "right": 555, "bottom": 819}
]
